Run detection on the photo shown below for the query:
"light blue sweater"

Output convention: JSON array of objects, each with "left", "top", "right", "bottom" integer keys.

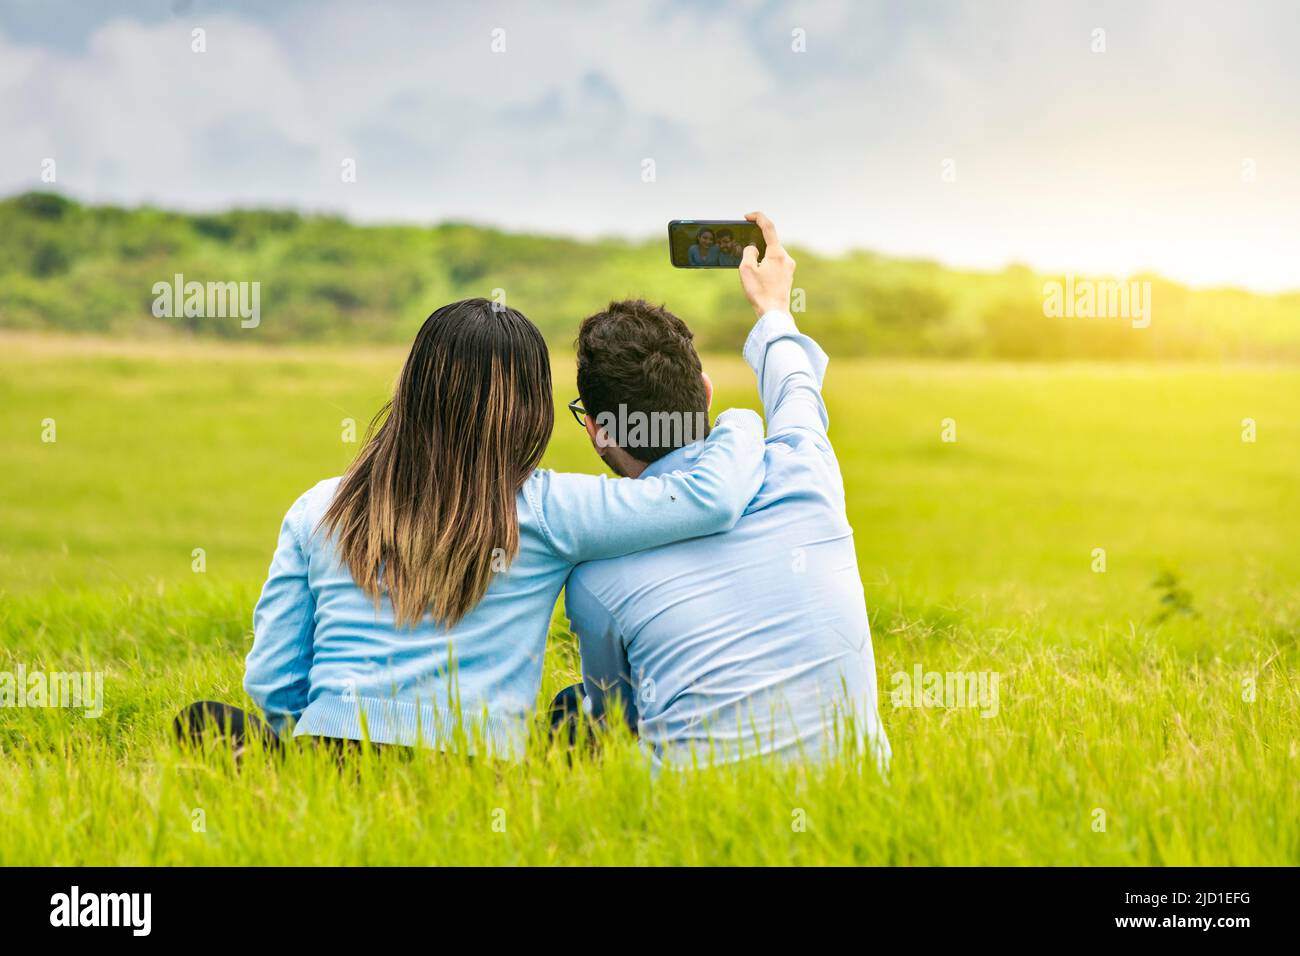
[{"left": 243, "top": 408, "right": 766, "bottom": 758}]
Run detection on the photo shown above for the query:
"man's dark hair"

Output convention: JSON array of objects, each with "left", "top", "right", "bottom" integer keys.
[
  {"left": 576, "top": 299, "right": 709, "bottom": 464},
  {"left": 716, "top": 229, "right": 733, "bottom": 240}
]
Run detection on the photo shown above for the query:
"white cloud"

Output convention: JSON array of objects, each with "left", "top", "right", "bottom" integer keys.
[{"left": 1, "top": 0, "right": 1298, "bottom": 290}]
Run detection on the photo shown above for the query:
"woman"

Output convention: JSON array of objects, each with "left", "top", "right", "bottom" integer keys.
[
  {"left": 177, "top": 298, "right": 763, "bottom": 758},
  {"left": 687, "top": 228, "right": 719, "bottom": 266}
]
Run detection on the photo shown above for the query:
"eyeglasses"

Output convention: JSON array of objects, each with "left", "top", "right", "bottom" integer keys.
[{"left": 567, "top": 397, "right": 586, "bottom": 426}]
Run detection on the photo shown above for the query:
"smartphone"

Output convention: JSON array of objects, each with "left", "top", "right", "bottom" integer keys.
[{"left": 668, "top": 219, "right": 766, "bottom": 268}]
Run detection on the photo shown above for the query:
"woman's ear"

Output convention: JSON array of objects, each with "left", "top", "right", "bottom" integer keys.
[{"left": 702, "top": 371, "right": 714, "bottom": 410}]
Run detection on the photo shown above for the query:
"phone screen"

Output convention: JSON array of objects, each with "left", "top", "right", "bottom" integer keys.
[{"left": 668, "top": 220, "right": 766, "bottom": 268}]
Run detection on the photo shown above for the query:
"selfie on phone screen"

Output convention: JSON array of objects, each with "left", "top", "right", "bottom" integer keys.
[{"left": 669, "top": 220, "right": 766, "bottom": 268}]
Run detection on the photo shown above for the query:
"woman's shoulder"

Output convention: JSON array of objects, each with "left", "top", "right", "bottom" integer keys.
[
  {"left": 285, "top": 476, "right": 344, "bottom": 531},
  {"left": 517, "top": 469, "right": 551, "bottom": 516},
  {"left": 520, "top": 467, "right": 610, "bottom": 500},
  {"left": 299, "top": 475, "right": 343, "bottom": 508},
  {"left": 515, "top": 468, "right": 605, "bottom": 551}
]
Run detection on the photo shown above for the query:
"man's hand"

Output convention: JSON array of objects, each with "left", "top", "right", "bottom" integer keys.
[{"left": 739, "top": 211, "right": 796, "bottom": 318}]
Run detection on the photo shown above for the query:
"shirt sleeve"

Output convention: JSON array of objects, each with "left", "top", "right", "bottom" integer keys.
[
  {"left": 244, "top": 492, "right": 317, "bottom": 735},
  {"left": 530, "top": 407, "right": 765, "bottom": 565},
  {"left": 564, "top": 572, "right": 638, "bottom": 730},
  {"left": 742, "top": 309, "right": 833, "bottom": 454}
]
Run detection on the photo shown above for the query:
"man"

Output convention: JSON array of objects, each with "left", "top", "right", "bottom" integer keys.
[
  {"left": 562, "top": 212, "right": 890, "bottom": 768},
  {"left": 716, "top": 229, "right": 742, "bottom": 266}
]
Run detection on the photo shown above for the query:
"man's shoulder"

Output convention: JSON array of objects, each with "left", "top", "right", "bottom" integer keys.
[
  {"left": 564, "top": 556, "right": 629, "bottom": 629},
  {"left": 565, "top": 528, "right": 671, "bottom": 608},
  {"left": 760, "top": 431, "right": 839, "bottom": 483},
  {"left": 567, "top": 549, "right": 633, "bottom": 593}
]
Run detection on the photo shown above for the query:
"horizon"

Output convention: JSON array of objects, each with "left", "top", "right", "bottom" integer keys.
[
  {"left": 2, "top": 1, "right": 1298, "bottom": 294},
  {"left": 11, "top": 187, "right": 1299, "bottom": 298}
]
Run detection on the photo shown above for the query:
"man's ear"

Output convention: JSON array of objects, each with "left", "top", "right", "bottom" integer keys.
[
  {"left": 702, "top": 371, "right": 714, "bottom": 410},
  {"left": 583, "top": 414, "right": 607, "bottom": 456}
]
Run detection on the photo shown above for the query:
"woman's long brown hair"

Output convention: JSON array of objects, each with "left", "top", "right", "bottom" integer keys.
[{"left": 321, "top": 299, "right": 553, "bottom": 628}]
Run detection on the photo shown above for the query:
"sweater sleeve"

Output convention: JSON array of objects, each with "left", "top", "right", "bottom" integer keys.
[
  {"left": 244, "top": 491, "right": 317, "bottom": 735},
  {"left": 529, "top": 408, "right": 765, "bottom": 565}
]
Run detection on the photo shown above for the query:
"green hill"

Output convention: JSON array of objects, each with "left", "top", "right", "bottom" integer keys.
[{"left": 3, "top": 191, "right": 1297, "bottom": 359}]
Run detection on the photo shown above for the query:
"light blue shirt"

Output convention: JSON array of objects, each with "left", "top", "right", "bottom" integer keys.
[
  {"left": 688, "top": 243, "right": 719, "bottom": 266},
  {"left": 243, "top": 408, "right": 766, "bottom": 758},
  {"left": 565, "top": 311, "right": 891, "bottom": 768}
]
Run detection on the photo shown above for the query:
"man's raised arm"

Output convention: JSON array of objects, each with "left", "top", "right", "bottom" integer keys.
[{"left": 738, "top": 212, "right": 832, "bottom": 450}]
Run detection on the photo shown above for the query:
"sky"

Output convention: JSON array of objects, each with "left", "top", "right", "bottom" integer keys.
[{"left": 2, "top": 0, "right": 1298, "bottom": 291}]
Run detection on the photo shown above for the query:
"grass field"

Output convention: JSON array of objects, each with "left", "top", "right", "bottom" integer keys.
[{"left": 1, "top": 332, "right": 1297, "bottom": 865}]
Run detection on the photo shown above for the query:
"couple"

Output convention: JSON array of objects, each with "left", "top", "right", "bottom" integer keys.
[
  {"left": 687, "top": 227, "right": 744, "bottom": 266},
  {"left": 177, "top": 213, "right": 889, "bottom": 769}
]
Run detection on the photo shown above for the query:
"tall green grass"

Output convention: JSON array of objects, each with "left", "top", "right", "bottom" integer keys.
[{"left": 1, "top": 334, "right": 1296, "bottom": 864}]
